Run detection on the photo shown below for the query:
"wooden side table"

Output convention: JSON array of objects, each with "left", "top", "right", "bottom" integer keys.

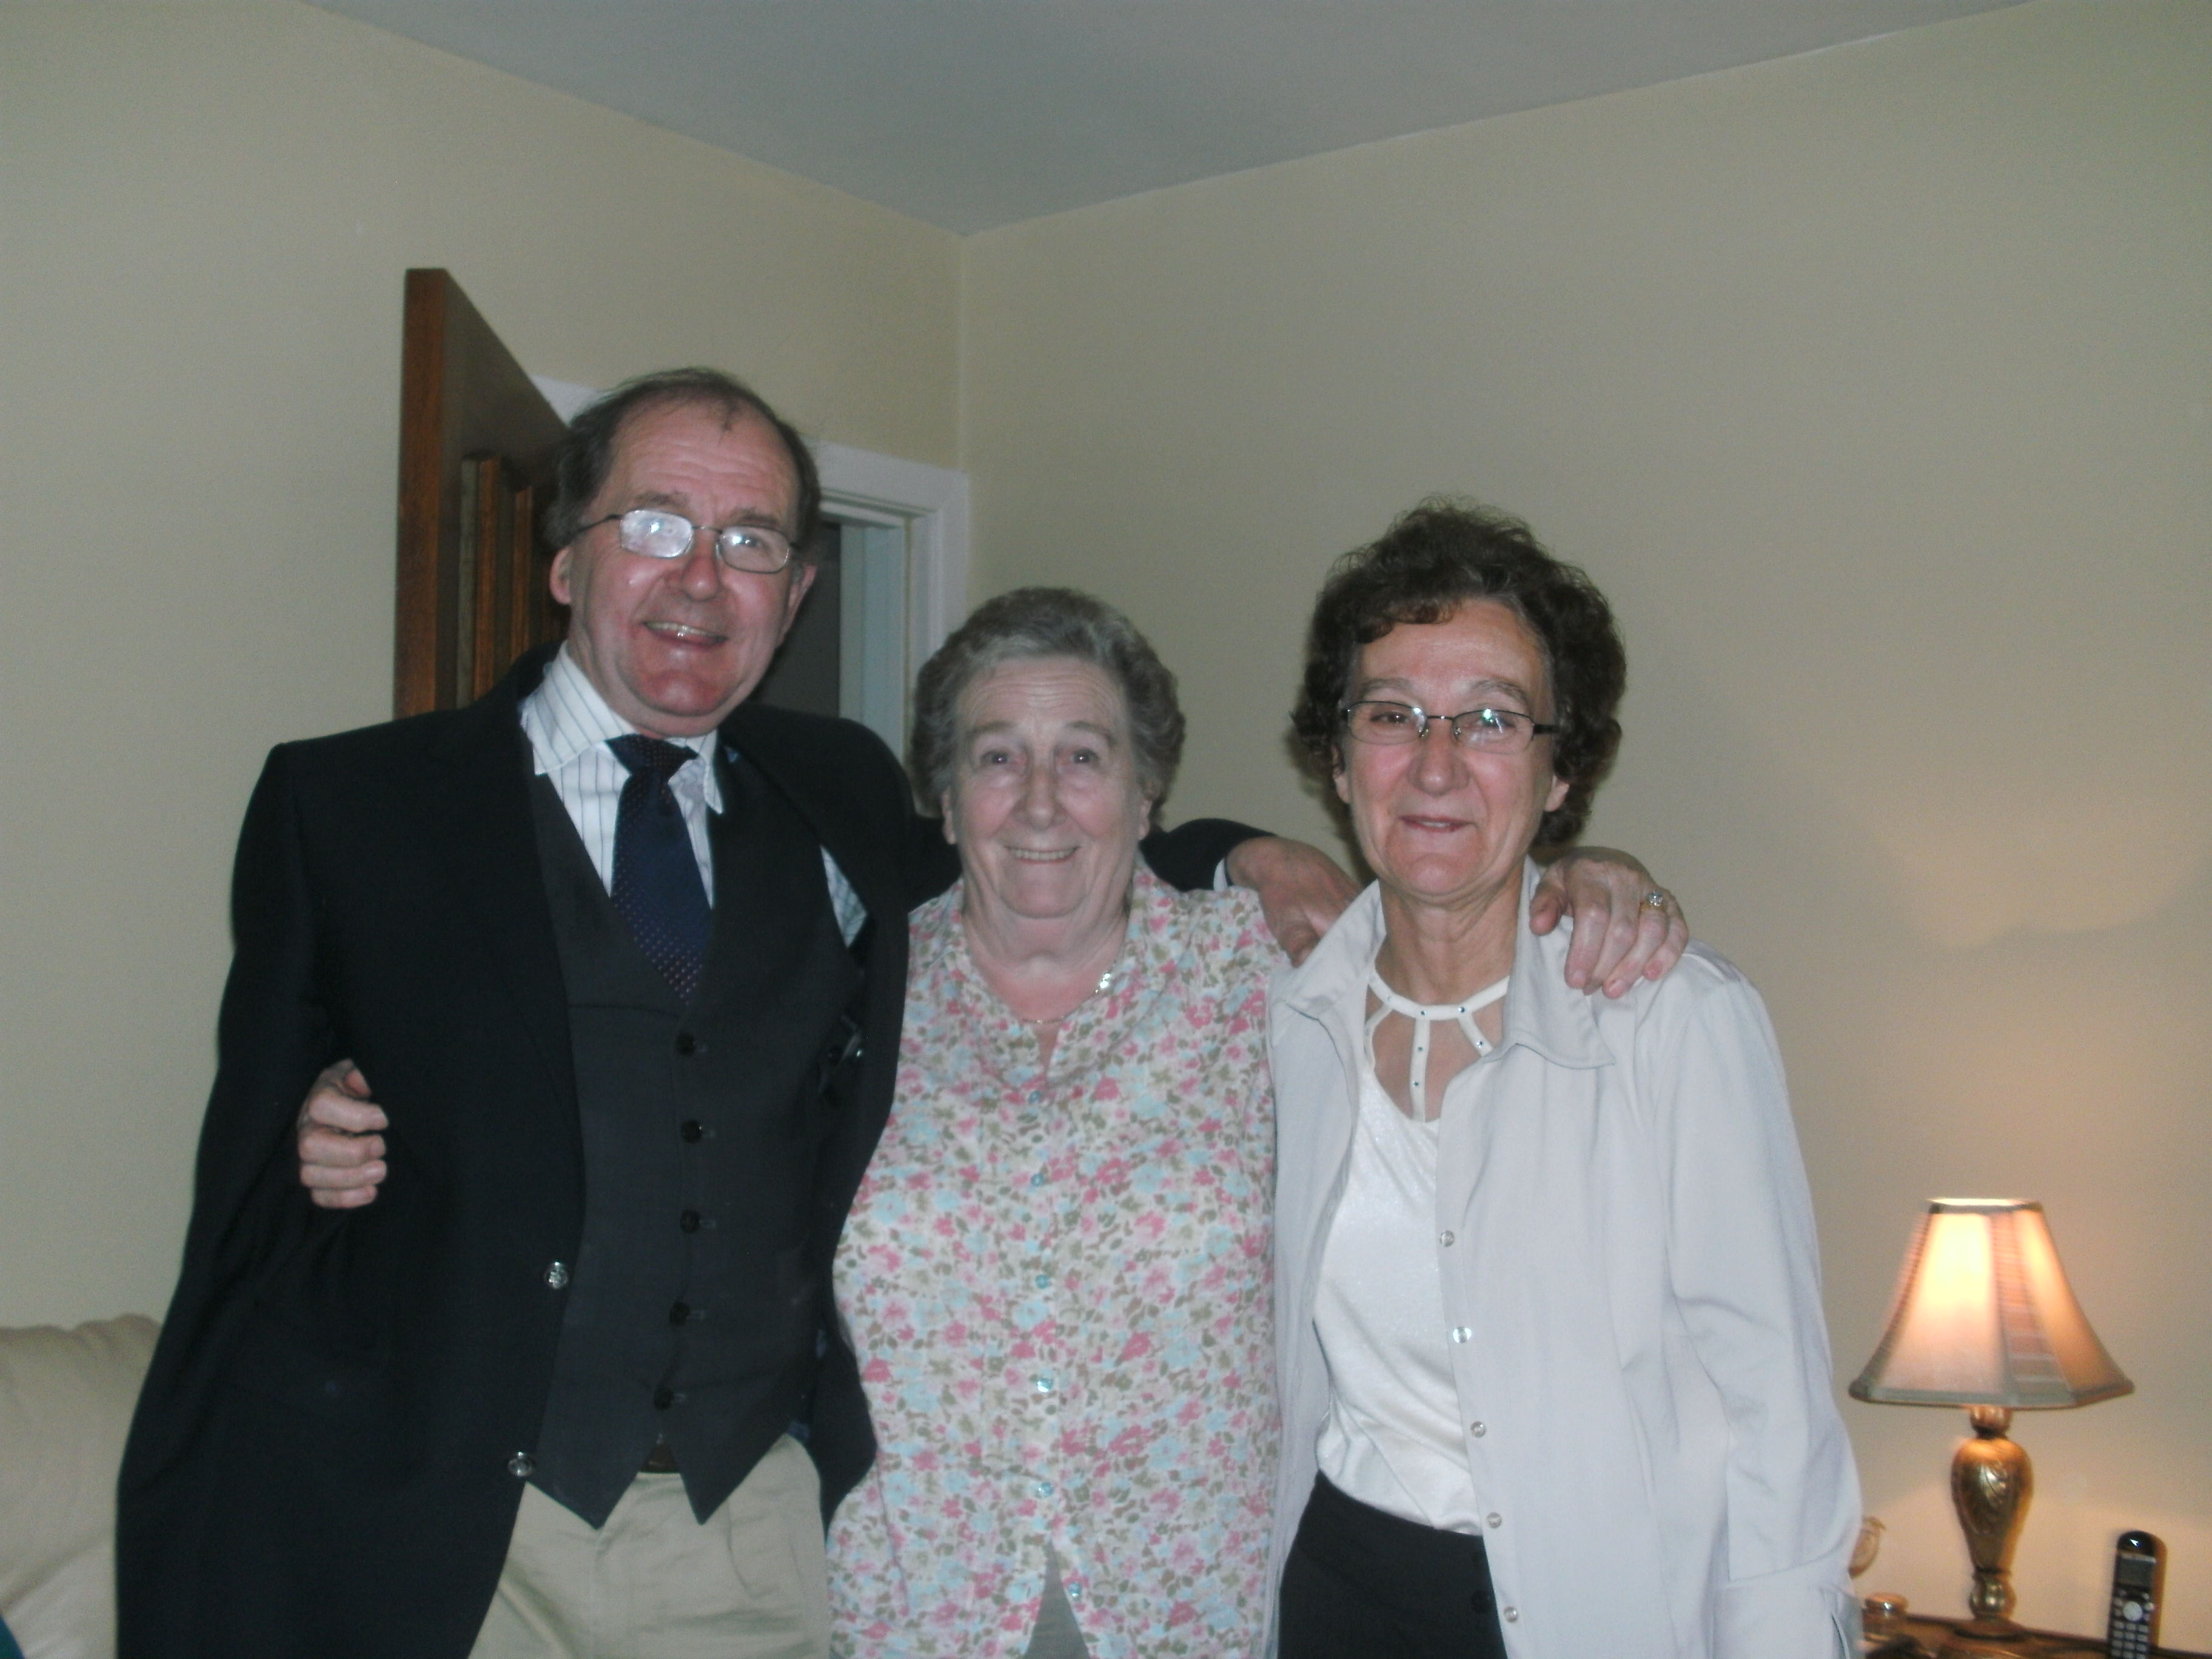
[{"left": 1868, "top": 1611, "right": 2209, "bottom": 1658}]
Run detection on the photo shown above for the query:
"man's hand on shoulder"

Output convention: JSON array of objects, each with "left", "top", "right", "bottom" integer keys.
[
  {"left": 1224, "top": 836, "right": 1360, "bottom": 966},
  {"left": 297, "top": 1059, "right": 389, "bottom": 1210},
  {"left": 1529, "top": 846, "right": 1688, "bottom": 997}
]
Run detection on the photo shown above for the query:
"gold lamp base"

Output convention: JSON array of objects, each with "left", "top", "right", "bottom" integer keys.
[{"left": 1936, "top": 1406, "right": 2034, "bottom": 1659}]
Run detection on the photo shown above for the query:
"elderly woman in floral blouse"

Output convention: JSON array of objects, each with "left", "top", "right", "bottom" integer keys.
[{"left": 825, "top": 588, "right": 1283, "bottom": 1659}]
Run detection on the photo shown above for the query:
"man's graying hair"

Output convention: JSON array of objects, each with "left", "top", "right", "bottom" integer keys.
[
  {"left": 908, "top": 588, "right": 1185, "bottom": 811},
  {"left": 545, "top": 367, "right": 823, "bottom": 555}
]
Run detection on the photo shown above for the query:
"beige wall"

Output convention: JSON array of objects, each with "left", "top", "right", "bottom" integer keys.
[
  {"left": 963, "top": 1, "right": 2212, "bottom": 1643},
  {"left": 6, "top": 0, "right": 2207, "bottom": 1641},
  {"left": 0, "top": 2, "right": 957, "bottom": 1327}
]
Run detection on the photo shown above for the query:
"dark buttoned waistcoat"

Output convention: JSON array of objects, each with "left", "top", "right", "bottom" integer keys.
[{"left": 526, "top": 749, "right": 862, "bottom": 1527}]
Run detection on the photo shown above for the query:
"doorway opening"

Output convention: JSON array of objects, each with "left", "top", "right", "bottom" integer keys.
[{"left": 752, "top": 508, "right": 911, "bottom": 756}]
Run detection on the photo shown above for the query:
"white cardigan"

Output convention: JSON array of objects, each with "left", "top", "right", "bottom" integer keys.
[{"left": 1268, "top": 863, "right": 1860, "bottom": 1659}]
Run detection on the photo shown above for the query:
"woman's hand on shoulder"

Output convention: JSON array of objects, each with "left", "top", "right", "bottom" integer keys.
[{"left": 1530, "top": 847, "right": 1688, "bottom": 997}]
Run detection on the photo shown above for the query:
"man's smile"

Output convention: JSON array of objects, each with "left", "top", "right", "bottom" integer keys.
[{"left": 642, "top": 619, "right": 729, "bottom": 646}]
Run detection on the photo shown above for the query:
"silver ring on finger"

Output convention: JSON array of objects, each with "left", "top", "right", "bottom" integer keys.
[{"left": 1642, "top": 888, "right": 1669, "bottom": 911}]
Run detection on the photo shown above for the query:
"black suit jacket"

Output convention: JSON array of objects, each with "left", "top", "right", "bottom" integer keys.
[{"left": 116, "top": 648, "right": 1252, "bottom": 1659}]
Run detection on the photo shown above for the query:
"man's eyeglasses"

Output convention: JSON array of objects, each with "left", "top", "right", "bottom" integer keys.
[
  {"left": 1341, "top": 700, "right": 1560, "bottom": 755},
  {"left": 582, "top": 508, "right": 796, "bottom": 574}
]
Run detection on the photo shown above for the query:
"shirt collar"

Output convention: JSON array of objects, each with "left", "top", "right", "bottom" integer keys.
[
  {"left": 914, "top": 865, "right": 1181, "bottom": 982},
  {"left": 1279, "top": 858, "right": 1609, "bottom": 1070},
  {"left": 910, "top": 866, "right": 1187, "bottom": 1085},
  {"left": 519, "top": 643, "right": 723, "bottom": 811},
  {"left": 1500, "top": 860, "right": 1612, "bottom": 1069}
]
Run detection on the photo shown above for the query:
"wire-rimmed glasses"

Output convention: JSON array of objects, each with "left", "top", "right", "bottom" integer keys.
[
  {"left": 1341, "top": 700, "right": 1560, "bottom": 755},
  {"left": 581, "top": 507, "right": 796, "bottom": 574}
]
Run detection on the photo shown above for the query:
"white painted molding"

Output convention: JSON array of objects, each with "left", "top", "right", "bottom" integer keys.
[
  {"left": 815, "top": 440, "right": 970, "bottom": 662},
  {"left": 530, "top": 375, "right": 600, "bottom": 423}
]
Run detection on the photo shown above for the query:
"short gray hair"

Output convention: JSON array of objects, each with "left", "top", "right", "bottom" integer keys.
[{"left": 908, "top": 588, "right": 1185, "bottom": 810}]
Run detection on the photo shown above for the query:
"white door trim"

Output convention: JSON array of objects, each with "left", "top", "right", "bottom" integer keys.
[{"left": 815, "top": 440, "right": 970, "bottom": 664}]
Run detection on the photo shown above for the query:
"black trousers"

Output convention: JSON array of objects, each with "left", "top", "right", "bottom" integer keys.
[{"left": 1279, "top": 1474, "right": 1510, "bottom": 1659}]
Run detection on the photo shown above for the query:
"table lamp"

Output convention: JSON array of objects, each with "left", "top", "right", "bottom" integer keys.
[{"left": 1850, "top": 1199, "right": 2132, "bottom": 1658}]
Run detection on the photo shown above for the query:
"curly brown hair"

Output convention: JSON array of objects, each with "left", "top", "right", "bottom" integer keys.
[{"left": 1290, "top": 498, "right": 1625, "bottom": 850}]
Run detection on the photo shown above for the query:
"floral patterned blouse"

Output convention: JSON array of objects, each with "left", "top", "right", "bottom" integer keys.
[{"left": 828, "top": 869, "right": 1281, "bottom": 1659}]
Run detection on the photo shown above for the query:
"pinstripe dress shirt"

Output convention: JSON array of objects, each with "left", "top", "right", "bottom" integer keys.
[{"left": 520, "top": 645, "right": 866, "bottom": 943}]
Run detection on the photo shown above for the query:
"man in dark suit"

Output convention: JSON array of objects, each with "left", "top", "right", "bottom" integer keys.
[{"left": 119, "top": 368, "right": 1681, "bottom": 1658}]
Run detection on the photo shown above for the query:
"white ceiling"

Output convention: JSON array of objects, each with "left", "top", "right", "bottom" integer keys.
[{"left": 312, "top": 0, "right": 2022, "bottom": 235}]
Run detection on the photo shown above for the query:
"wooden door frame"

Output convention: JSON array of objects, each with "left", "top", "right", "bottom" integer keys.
[{"left": 394, "top": 270, "right": 566, "bottom": 716}]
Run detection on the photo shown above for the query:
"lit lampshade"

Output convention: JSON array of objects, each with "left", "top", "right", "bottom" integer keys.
[
  {"left": 1851, "top": 1198, "right": 2132, "bottom": 1409},
  {"left": 1851, "top": 1200, "right": 2131, "bottom": 1659}
]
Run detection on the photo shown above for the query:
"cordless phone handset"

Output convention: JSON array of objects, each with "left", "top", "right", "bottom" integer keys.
[{"left": 2105, "top": 1530, "right": 2164, "bottom": 1659}]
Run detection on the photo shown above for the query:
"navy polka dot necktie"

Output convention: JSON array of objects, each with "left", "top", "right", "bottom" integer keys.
[{"left": 606, "top": 734, "right": 712, "bottom": 1001}]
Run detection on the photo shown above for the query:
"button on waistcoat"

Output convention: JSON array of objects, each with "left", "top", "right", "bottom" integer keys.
[{"left": 525, "top": 756, "right": 861, "bottom": 1527}]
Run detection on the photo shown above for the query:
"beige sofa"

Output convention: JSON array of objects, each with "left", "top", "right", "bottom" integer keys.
[{"left": 0, "top": 1316, "right": 159, "bottom": 1659}]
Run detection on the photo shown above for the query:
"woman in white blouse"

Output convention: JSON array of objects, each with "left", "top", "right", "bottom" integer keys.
[{"left": 1269, "top": 501, "right": 1861, "bottom": 1659}]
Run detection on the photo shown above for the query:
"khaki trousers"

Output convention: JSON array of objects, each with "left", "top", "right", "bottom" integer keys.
[{"left": 471, "top": 1436, "right": 830, "bottom": 1659}]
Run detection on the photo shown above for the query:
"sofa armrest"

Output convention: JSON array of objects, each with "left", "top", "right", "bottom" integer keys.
[{"left": 0, "top": 1315, "right": 161, "bottom": 1659}]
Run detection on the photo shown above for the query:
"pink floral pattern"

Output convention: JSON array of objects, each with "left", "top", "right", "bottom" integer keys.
[{"left": 828, "top": 870, "right": 1281, "bottom": 1659}]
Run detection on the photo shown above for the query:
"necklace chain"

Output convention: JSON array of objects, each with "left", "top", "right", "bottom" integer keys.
[{"left": 1017, "top": 963, "right": 1118, "bottom": 1027}]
